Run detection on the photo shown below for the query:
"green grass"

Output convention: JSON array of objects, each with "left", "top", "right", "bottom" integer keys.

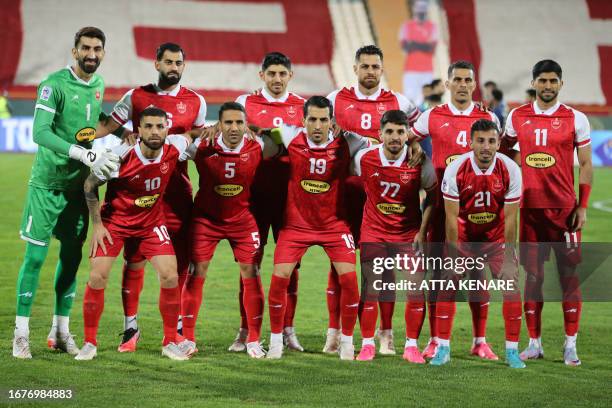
[{"left": 1, "top": 153, "right": 611, "bottom": 407}]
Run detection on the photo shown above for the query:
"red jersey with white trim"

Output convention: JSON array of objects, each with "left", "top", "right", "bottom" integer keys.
[
  {"left": 504, "top": 102, "right": 591, "bottom": 209},
  {"left": 442, "top": 152, "right": 521, "bottom": 241},
  {"left": 328, "top": 87, "right": 419, "bottom": 140},
  {"left": 279, "top": 125, "right": 370, "bottom": 230},
  {"left": 410, "top": 102, "right": 500, "bottom": 181},
  {"left": 190, "top": 135, "right": 263, "bottom": 223},
  {"left": 111, "top": 84, "right": 207, "bottom": 206},
  {"left": 236, "top": 89, "right": 304, "bottom": 129},
  {"left": 99, "top": 136, "right": 190, "bottom": 230},
  {"left": 354, "top": 145, "right": 437, "bottom": 239}
]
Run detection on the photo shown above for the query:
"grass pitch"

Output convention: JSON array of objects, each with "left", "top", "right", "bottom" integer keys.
[{"left": 0, "top": 154, "right": 611, "bottom": 407}]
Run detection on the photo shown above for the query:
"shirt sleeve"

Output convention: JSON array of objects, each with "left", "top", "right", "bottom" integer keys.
[
  {"left": 326, "top": 90, "right": 339, "bottom": 111},
  {"left": 352, "top": 147, "right": 370, "bottom": 176},
  {"left": 420, "top": 157, "right": 437, "bottom": 190},
  {"left": 501, "top": 155, "right": 522, "bottom": 204},
  {"left": 235, "top": 94, "right": 248, "bottom": 107},
  {"left": 279, "top": 124, "right": 302, "bottom": 148},
  {"left": 32, "top": 78, "right": 73, "bottom": 155},
  {"left": 488, "top": 111, "right": 501, "bottom": 132},
  {"left": 111, "top": 89, "right": 134, "bottom": 125},
  {"left": 345, "top": 131, "right": 372, "bottom": 157},
  {"left": 503, "top": 109, "right": 517, "bottom": 140},
  {"left": 167, "top": 134, "right": 190, "bottom": 158},
  {"left": 193, "top": 94, "right": 208, "bottom": 128},
  {"left": 410, "top": 107, "right": 431, "bottom": 140},
  {"left": 441, "top": 162, "right": 460, "bottom": 202},
  {"left": 572, "top": 109, "right": 591, "bottom": 148},
  {"left": 394, "top": 92, "right": 420, "bottom": 124}
]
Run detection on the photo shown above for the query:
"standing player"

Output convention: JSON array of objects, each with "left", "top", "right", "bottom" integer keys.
[
  {"left": 436, "top": 119, "right": 525, "bottom": 368},
  {"left": 408, "top": 60, "right": 500, "bottom": 359},
  {"left": 503, "top": 60, "right": 592, "bottom": 366},
  {"left": 325, "top": 45, "right": 421, "bottom": 355},
  {"left": 232, "top": 52, "right": 305, "bottom": 352},
  {"left": 180, "top": 102, "right": 279, "bottom": 359},
  {"left": 264, "top": 96, "right": 371, "bottom": 360},
  {"left": 75, "top": 107, "right": 192, "bottom": 361},
  {"left": 353, "top": 110, "right": 437, "bottom": 362},
  {"left": 97, "top": 43, "right": 207, "bottom": 351},
  {"left": 13, "top": 27, "right": 120, "bottom": 359}
]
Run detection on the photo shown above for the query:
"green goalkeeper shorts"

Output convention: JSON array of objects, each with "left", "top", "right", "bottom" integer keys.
[{"left": 19, "top": 185, "right": 88, "bottom": 246}]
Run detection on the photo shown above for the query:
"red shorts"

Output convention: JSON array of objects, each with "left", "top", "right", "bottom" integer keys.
[
  {"left": 191, "top": 213, "right": 261, "bottom": 264},
  {"left": 274, "top": 226, "right": 356, "bottom": 264},
  {"left": 95, "top": 221, "right": 175, "bottom": 259},
  {"left": 345, "top": 176, "right": 366, "bottom": 243},
  {"left": 520, "top": 208, "right": 582, "bottom": 268}
]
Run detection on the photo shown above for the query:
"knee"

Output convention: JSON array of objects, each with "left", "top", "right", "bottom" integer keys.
[
  {"left": 194, "top": 262, "right": 209, "bottom": 280},
  {"left": 89, "top": 269, "right": 109, "bottom": 289},
  {"left": 158, "top": 266, "right": 178, "bottom": 288},
  {"left": 239, "top": 263, "right": 257, "bottom": 279}
]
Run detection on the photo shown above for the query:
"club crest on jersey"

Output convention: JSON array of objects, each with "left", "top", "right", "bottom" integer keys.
[
  {"left": 241, "top": 153, "right": 249, "bottom": 162},
  {"left": 400, "top": 171, "right": 414, "bottom": 184},
  {"left": 551, "top": 118, "right": 561, "bottom": 130},
  {"left": 160, "top": 162, "right": 169, "bottom": 174},
  {"left": 376, "top": 103, "right": 386, "bottom": 115},
  {"left": 177, "top": 101, "right": 187, "bottom": 114},
  {"left": 492, "top": 179, "right": 503, "bottom": 192},
  {"left": 95, "top": 90, "right": 101, "bottom": 100},
  {"left": 327, "top": 149, "right": 336, "bottom": 159},
  {"left": 468, "top": 212, "right": 497, "bottom": 224},
  {"left": 286, "top": 105, "right": 297, "bottom": 118},
  {"left": 134, "top": 194, "right": 160, "bottom": 208},
  {"left": 75, "top": 127, "right": 96, "bottom": 142}
]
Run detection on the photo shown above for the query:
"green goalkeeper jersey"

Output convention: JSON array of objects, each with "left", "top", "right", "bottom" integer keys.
[{"left": 29, "top": 66, "right": 105, "bottom": 191}]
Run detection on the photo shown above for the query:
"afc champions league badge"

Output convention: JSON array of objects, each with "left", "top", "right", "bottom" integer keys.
[
  {"left": 176, "top": 101, "right": 187, "bottom": 114},
  {"left": 286, "top": 105, "right": 297, "bottom": 118},
  {"left": 376, "top": 102, "right": 386, "bottom": 115}
]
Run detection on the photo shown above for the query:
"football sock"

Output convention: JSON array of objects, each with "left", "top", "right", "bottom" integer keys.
[
  {"left": 339, "top": 271, "right": 359, "bottom": 337},
  {"left": 124, "top": 315, "right": 137, "bottom": 331},
  {"left": 51, "top": 315, "right": 70, "bottom": 334},
  {"left": 405, "top": 338, "right": 417, "bottom": 348},
  {"left": 506, "top": 341, "right": 519, "bottom": 350},
  {"left": 427, "top": 300, "right": 437, "bottom": 339},
  {"left": 181, "top": 275, "right": 205, "bottom": 342},
  {"left": 53, "top": 239, "right": 82, "bottom": 317},
  {"left": 243, "top": 276, "right": 264, "bottom": 343},
  {"left": 469, "top": 299, "right": 489, "bottom": 339},
  {"left": 16, "top": 242, "right": 49, "bottom": 317},
  {"left": 326, "top": 266, "right": 341, "bottom": 330},
  {"left": 15, "top": 316, "right": 29, "bottom": 337},
  {"left": 562, "top": 301, "right": 581, "bottom": 336},
  {"left": 435, "top": 300, "right": 456, "bottom": 341},
  {"left": 362, "top": 337, "right": 375, "bottom": 346},
  {"left": 268, "top": 275, "right": 290, "bottom": 334},
  {"left": 359, "top": 300, "right": 378, "bottom": 339},
  {"left": 565, "top": 334, "right": 577, "bottom": 348},
  {"left": 159, "top": 286, "right": 180, "bottom": 346},
  {"left": 378, "top": 301, "right": 395, "bottom": 331},
  {"left": 238, "top": 276, "right": 248, "bottom": 330},
  {"left": 121, "top": 265, "right": 145, "bottom": 318},
  {"left": 503, "top": 297, "right": 522, "bottom": 343},
  {"left": 524, "top": 301, "right": 544, "bottom": 338},
  {"left": 284, "top": 269, "right": 299, "bottom": 328},
  {"left": 405, "top": 300, "right": 426, "bottom": 340},
  {"left": 83, "top": 284, "right": 105, "bottom": 346}
]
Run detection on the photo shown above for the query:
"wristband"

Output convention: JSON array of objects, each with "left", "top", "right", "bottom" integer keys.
[{"left": 578, "top": 183, "right": 591, "bottom": 209}]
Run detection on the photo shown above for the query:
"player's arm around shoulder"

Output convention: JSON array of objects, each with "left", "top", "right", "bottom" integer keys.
[
  {"left": 573, "top": 109, "right": 593, "bottom": 232},
  {"left": 84, "top": 170, "right": 112, "bottom": 258},
  {"left": 417, "top": 156, "right": 437, "bottom": 247}
]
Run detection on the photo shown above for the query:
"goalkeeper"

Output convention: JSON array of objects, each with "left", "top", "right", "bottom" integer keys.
[{"left": 13, "top": 27, "right": 120, "bottom": 359}]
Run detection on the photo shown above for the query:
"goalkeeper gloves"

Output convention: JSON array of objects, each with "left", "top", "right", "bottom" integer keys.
[{"left": 69, "top": 145, "right": 120, "bottom": 178}]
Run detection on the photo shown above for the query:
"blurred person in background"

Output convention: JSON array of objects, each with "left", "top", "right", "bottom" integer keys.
[
  {"left": 0, "top": 88, "right": 12, "bottom": 119},
  {"left": 490, "top": 88, "right": 506, "bottom": 128},
  {"left": 525, "top": 88, "right": 536, "bottom": 103},
  {"left": 420, "top": 83, "right": 432, "bottom": 111},
  {"left": 399, "top": 0, "right": 438, "bottom": 105}
]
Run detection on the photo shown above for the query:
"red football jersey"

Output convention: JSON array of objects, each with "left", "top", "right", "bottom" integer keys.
[
  {"left": 236, "top": 89, "right": 305, "bottom": 128},
  {"left": 279, "top": 125, "right": 370, "bottom": 230},
  {"left": 442, "top": 152, "right": 521, "bottom": 242},
  {"left": 411, "top": 102, "right": 500, "bottom": 207},
  {"left": 99, "top": 136, "right": 190, "bottom": 230},
  {"left": 354, "top": 145, "right": 437, "bottom": 240},
  {"left": 190, "top": 135, "right": 263, "bottom": 223},
  {"left": 328, "top": 87, "right": 419, "bottom": 140},
  {"left": 504, "top": 102, "right": 590, "bottom": 209},
  {"left": 111, "top": 84, "right": 207, "bottom": 209}
]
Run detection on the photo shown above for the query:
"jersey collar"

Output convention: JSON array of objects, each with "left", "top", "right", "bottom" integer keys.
[
  {"left": 469, "top": 151, "right": 496, "bottom": 176},
  {"left": 378, "top": 144, "right": 407, "bottom": 167},
  {"left": 66, "top": 65, "right": 93, "bottom": 85},
  {"left": 261, "top": 87, "right": 289, "bottom": 103},
  {"left": 353, "top": 86, "right": 383, "bottom": 100},
  {"left": 135, "top": 142, "right": 164, "bottom": 165},
  {"left": 533, "top": 101, "right": 561, "bottom": 115},
  {"left": 306, "top": 131, "right": 334, "bottom": 149},
  {"left": 153, "top": 84, "right": 182, "bottom": 97},
  {"left": 448, "top": 101, "right": 475, "bottom": 116},
  {"left": 217, "top": 133, "right": 245, "bottom": 153}
]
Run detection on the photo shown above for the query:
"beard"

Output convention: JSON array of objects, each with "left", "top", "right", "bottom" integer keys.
[
  {"left": 538, "top": 89, "right": 558, "bottom": 103},
  {"left": 78, "top": 57, "right": 100, "bottom": 74},
  {"left": 142, "top": 137, "right": 164, "bottom": 150},
  {"left": 159, "top": 71, "right": 181, "bottom": 86},
  {"left": 359, "top": 77, "right": 379, "bottom": 90}
]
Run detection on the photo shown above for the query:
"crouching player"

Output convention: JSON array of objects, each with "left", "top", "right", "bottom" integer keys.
[
  {"left": 75, "top": 107, "right": 192, "bottom": 361},
  {"left": 435, "top": 119, "right": 524, "bottom": 368},
  {"left": 353, "top": 110, "right": 436, "bottom": 362},
  {"left": 180, "top": 102, "right": 280, "bottom": 359}
]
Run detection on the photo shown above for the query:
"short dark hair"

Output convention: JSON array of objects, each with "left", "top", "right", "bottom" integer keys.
[
  {"left": 526, "top": 89, "right": 536, "bottom": 97},
  {"left": 470, "top": 119, "right": 499, "bottom": 138},
  {"left": 140, "top": 106, "right": 167, "bottom": 122},
  {"left": 156, "top": 43, "right": 185, "bottom": 61},
  {"left": 304, "top": 96, "right": 333, "bottom": 118},
  {"left": 422, "top": 84, "right": 432, "bottom": 90},
  {"left": 261, "top": 52, "right": 292, "bottom": 71},
  {"left": 380, "top": 110, "right": 408, "bottom": 129},
  {"left": 74, "top": 27, "right": 106, "bottom": 48},
  {"left": 218, "top": 102, "right": 246, "bottom": 120},
  {"left": 447, "top": 60, "right": 474, "bottom": 78},
  {"left": 532, "top": 59, "right": 562, "bottom": 80},
  {"left": 430, "top": 78, "right": 443, "bottom": 88},
  {"left": 355, "top": 45, "right": 383, "bottom": 62},
  {"left": 483, "top": 80, "right": 497, "bottom": 88},
  {"left": 492, "top": 88, "right": 503, "bottom": 102}
]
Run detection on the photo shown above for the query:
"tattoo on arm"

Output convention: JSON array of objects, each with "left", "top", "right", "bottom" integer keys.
[{"left": 84, "top": 174, "right": 105, "bottom": 224}]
